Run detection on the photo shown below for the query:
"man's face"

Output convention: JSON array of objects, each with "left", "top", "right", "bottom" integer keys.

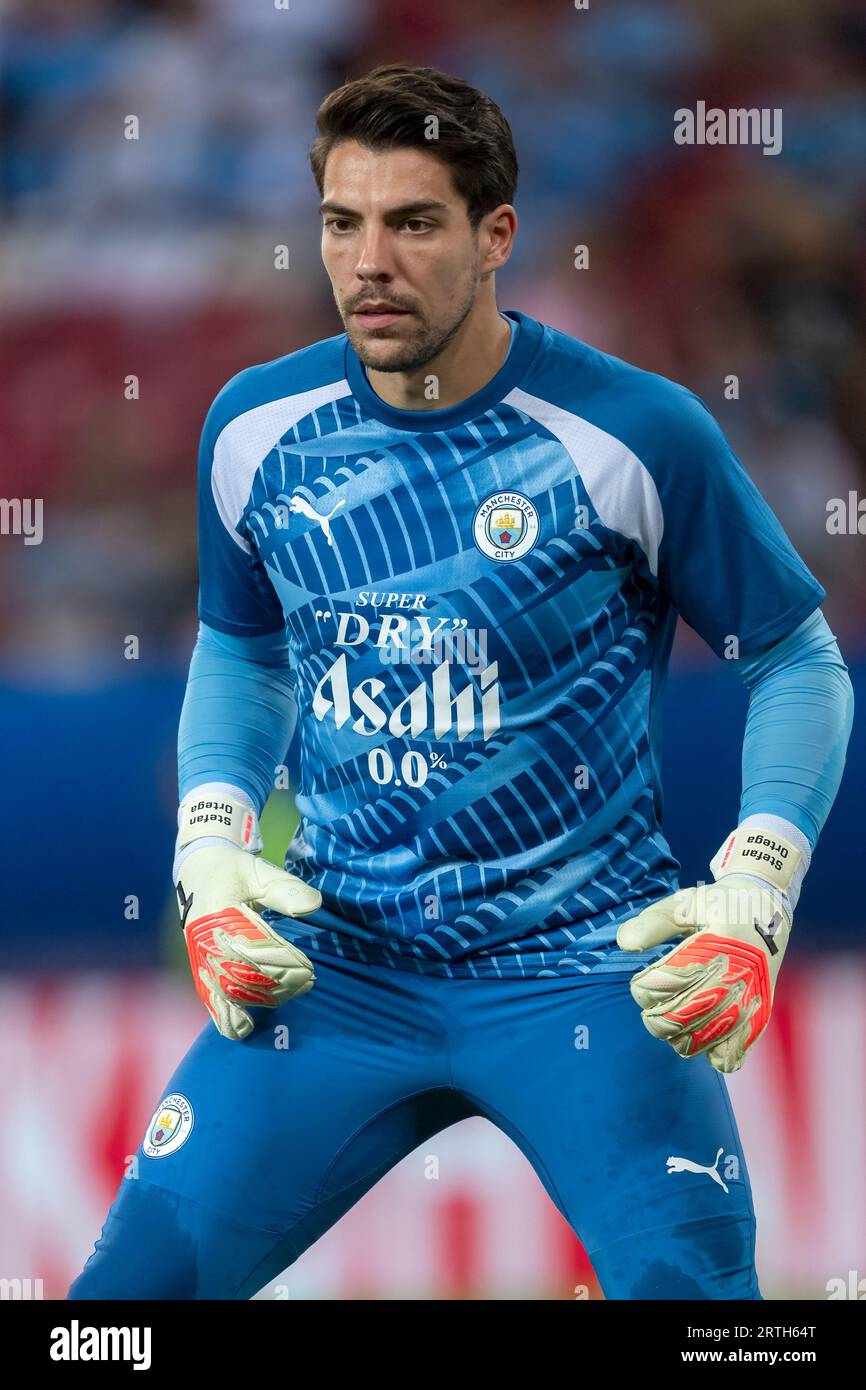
[{"left": 319, "top": 141, "right": 488, "bottom": 373}]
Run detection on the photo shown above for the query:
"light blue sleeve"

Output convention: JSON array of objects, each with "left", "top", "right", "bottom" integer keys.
[
  {"left": 177, "top": 620, "right": 297, "bottom": 814},
  {"left": 736, "top": 609, "right": 854, "bottom": 850}
]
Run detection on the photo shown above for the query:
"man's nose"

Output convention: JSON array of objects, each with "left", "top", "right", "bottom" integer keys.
[{"left": 354, "top": 227, "right": 394, "bottom": 279}]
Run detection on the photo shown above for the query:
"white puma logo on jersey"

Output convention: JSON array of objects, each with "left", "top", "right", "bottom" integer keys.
[
  {"left": 289, "top": 493, "right": 346, "bottom": 547},
  {"left": 667, "top": 1146, "right": 729, "bottom": 1194}
]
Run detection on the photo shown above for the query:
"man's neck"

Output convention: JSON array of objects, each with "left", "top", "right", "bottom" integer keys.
[{"left": 364, "top": 307, "right": 513, "bottom": 412}]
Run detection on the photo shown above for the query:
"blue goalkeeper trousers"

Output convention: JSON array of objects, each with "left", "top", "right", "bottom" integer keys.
[{"left": 69, "top": 950, "right": 761, "bottom": 1300}]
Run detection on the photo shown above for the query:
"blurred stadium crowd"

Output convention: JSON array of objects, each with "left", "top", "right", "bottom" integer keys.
[{"left": 1, "top": 0, "right": 865, "bottom": 670}]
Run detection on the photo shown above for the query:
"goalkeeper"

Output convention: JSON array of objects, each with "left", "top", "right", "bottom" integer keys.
[{"left": 67, "top": 63, "right": 853, "bottom": 1299}]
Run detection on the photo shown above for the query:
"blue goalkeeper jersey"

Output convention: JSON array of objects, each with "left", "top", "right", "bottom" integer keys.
[{"left": 196, "top": 308, "right": 825, "bottom": 978}]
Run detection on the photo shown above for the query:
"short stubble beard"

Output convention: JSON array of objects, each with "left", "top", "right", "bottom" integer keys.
[{"left": 342, "top": 281, "right": 478, "bottom": 375}]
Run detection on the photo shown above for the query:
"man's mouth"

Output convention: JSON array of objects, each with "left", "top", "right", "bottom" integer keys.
[{"left": 353, "top": 305, "right": 411, "bottom": 328}]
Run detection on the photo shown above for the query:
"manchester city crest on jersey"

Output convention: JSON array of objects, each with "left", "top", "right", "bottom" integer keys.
[
  {"left": 473, "top": 492, "right": 540, "bottom": 561},
  {"left": 142, "top": 1093, "right": 194, "bottom": 1159}
]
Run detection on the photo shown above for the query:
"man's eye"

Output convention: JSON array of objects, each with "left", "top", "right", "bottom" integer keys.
[
  {"left": 325, "top": 219, "right": 353, "bottom": 232},
  {"left": 402, "top": 219, "right": 432, "bottom": 232}
]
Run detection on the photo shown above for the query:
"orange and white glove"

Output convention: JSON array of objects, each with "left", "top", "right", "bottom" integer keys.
[
  {"left": 174, "top": 785, "right": 321, "bottom": 1041},
  {"left": 617, "top": 825, "right": 805, "bottom": 1073}
]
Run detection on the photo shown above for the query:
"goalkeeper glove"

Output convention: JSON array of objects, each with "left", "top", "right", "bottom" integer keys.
[
  {"left": 174, "top": 785, "right": 322, "bottom": 1041},
  {"left": 617, "top": 824, "right": 805, "bottom": 1073}
]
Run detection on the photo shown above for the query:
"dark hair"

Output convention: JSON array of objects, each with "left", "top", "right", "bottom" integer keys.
[{"left": 309, "top": 64, "right": 518, "bottom": 229}]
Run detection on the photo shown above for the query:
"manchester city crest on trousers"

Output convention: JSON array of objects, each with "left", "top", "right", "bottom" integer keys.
[
  {"left": 472, "top": 491, "right": 540, "bottom": 561},
  {"left": 142, "top": 1093, "right": 194, "bottom": 1159}
]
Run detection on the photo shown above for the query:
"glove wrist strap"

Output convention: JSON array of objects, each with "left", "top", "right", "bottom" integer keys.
[
  {"left": 710, "top": 823, "right": 803, "bottom": 905},
  {"left": 177, "top": 783, "right": 263, "bottom": 855}
]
